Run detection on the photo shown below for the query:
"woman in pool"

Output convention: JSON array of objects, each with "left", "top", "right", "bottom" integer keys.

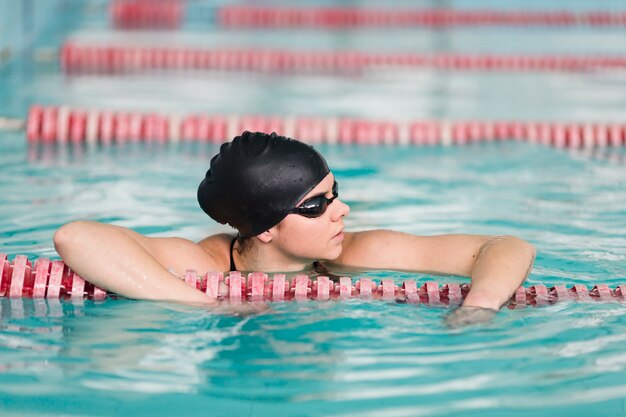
[{"left": 53, "top": 131, "right": 535, "bottom": 316}]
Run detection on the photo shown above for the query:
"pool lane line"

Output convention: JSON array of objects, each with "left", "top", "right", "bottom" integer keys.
[
  {"left": 0, "top": 254, "right": 622, "bottom": 307},
  {"left": 59, "top": 43, "right": 626, "bottom": 74},
  {"left": 0, "top": 117, "right": 25, "bottom": 132},
  {"left": 217, "top": 6, "right": 626, "bottom": 29},
  {"left": 108, "top": 1, "right": 626, "bottom": 29},
  {"left": 17, "top": 105, "right": 626, "bottom": 149},
  {"left": 110, "top": 0, "right": 183, "bottom": 30}
]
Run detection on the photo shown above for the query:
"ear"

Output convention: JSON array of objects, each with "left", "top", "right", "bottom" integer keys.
[{"left": 255, "top": 229, "right": 274, "bottom": 244}]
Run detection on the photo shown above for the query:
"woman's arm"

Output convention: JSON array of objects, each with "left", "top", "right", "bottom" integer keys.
[
  {"left": 333, "top": 230, "right": 536, "bottom": 310},
  {"left": 53, "top": 220, "right": 217, "bottom": 304},
  {"left": 460, "top": 236, "right": 535, "bottom": 309}
]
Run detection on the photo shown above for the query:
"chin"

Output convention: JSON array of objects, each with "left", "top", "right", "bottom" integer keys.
[{"left": 325, "top": 244, "right": 343, "bottom": 261}]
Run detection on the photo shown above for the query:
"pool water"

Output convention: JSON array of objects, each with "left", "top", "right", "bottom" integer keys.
[{"left": 2, "top": 1, "right": 626, "bottom": 416}]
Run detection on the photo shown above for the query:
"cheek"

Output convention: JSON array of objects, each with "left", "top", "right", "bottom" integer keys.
[
  {"left": 279, "top": 217, "right": 332, "bottom": 254},
  {"left": 284, "top": 217, "right": 326, "bottom": 241}
]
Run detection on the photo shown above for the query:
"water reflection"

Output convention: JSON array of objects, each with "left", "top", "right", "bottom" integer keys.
[
  {"left": 26, "top": 141, "right": 222, "bottom": 164},
  {"left": 0, "top": 298, "right": 253, "bottom": 393},
  {"left": 1, "top": 296, "right": 626, "bottom": 415}
]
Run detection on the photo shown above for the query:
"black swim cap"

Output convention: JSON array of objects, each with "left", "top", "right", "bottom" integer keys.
[{"left": 197, "top": 131, "right": 330, "bottom": 238}]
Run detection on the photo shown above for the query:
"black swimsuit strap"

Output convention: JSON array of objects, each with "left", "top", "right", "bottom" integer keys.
[
  {"left": 313, "top": 261, "right": 341, "bottom": 280},
  {"left": 229, "top": 237, "right": 237, "bottom": 272},
  {"left": 230, "top": 237, "right": 338, "bottom": 279}
]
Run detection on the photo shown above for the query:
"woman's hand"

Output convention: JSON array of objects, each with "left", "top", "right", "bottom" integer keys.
[
  {"left": 208, "top": 302, "right": 272, "bottom": 317},
  {"left": 444, "top": 306, "right": 497, "bottom": 329}
]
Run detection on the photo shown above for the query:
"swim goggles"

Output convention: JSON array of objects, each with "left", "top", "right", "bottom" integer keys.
[{"left": 291, "top": 181, "right": 338, "bottom": 218}]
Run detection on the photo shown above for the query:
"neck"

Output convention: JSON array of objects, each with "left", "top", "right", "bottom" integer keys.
[{"left": 233, "top": 239, "right": 312, "bottom": 273}]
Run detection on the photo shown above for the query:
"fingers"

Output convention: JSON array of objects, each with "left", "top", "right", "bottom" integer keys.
[
  {"left": 444, "top": 306, "right": 497, "bottom": 329},
  {"left": 208, "top": 302, "right": 272, "bottom": 317}
]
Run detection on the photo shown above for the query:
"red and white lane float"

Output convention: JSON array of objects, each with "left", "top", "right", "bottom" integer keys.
[
  {"left": 60, "top": 43, "right": 626, "bottom": 74},
  {"left": 110, "top": 1, "right": 626, "bottom": 29},
  {"left": 110, "top": 0, "right": 184, "bottom": 29},
  {"left": 25, "top": 105, "right": 626, "bottom": 149},
  {"left": 0, "top": 254, "right": 622, "bottom": 308},
  {"left": 218, "top": 6, "right": 626, "bottom": 28}
]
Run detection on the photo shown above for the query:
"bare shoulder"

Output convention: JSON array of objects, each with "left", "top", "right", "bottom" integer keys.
[
  {"left": 197, "top": 233, "right": 234, "bottom": 269},
  {"left": 136, "top": 233, "right": 232, "bottom": 275},
  {"left": 331, "top": 230, "right": 410, "bottom": 266}
]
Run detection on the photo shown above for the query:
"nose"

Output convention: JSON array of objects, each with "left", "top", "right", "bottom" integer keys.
[{"left": 330, "top": 198, "right": 350, "bottom": 221}]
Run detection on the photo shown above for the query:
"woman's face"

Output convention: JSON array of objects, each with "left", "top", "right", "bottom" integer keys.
[{"left": 272, "top": 172, "right": 350, "bottom": 262}]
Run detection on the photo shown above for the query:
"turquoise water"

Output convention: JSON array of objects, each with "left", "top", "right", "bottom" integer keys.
[{"left": 2, "top": 1, "right": 626, "bottom": 416}]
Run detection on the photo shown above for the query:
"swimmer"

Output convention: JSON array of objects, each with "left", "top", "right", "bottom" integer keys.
[{"left": 53, "top": 131, "right": 535, "bottom": 324}]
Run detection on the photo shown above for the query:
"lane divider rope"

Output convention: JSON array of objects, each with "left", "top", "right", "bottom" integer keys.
[
  {"left": 24, "top": 105, "right": 626, "bottom": 148},
  {"left": 60, "top": 43, "right": 626, "bottom": 74},
  {"left": 109, "top": 1, "right": 626, "bottom": 29},
  {"left": 110, "top": 0, "right": 184, "bottom": 29},
  {"left": 217, "top": 6, "right": 626, "bottom": 28},
  {"left": 1, "top": 254, "right": 621, "bottom": 308}
]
